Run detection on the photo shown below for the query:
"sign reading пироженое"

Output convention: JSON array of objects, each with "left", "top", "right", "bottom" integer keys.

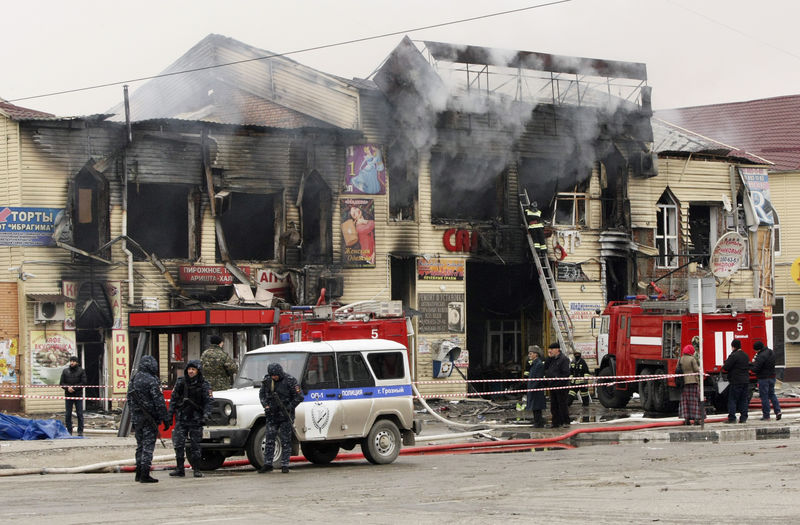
[
  {"left": 0, "top": 207, "right": 62, "bottom": 246},
  {"left": 179, "top": 265, "right": 251, "bottom": 285},
  {"left": 711, "top": 232, "right": 747, "bottom": 278}
]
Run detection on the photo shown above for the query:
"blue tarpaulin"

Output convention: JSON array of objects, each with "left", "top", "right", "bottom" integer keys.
[{"left": 0, "top": 413, "right": 76, "bottom": 440}]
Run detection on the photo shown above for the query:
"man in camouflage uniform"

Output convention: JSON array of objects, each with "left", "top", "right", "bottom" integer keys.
[
  {"left": 258, "top": 363, "right": 303, "bottom": 473},
  {"left": 167, "top": 360, "right": 212, "bottom": 478},
  {"left": 126, "top": 355, "right": 169, "bottom": 483},
  {"left": 200, "top": 335, "right": 238, "bottom": 392}
]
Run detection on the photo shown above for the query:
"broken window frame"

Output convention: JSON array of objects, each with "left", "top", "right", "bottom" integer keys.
[
  {"left": 485, "top": 319, "right": 522, "bottom": 366},
  {"left": 70, "top": 164, "right": 110, "bottom": 257},
  {"left": 687, "top": 203, "right": 720, "bottom": 268},
  {"left": 299, "top": 170, "right": 332, "bottom": 264},
  {"left": 655, "top": 193, "right": 679, "bottom": 269},
  {"left": 387, "top": 144, "right": 418, "bottom": 222},
  {"left": 429, "top": 152, "right": 507, "bottom": 223},
  {"left": 127, "top": 182, "right": 194, "bottom": 260},
  {"left": 216, "top": 191, "right": 279, "bottom": 262},
  {"left": 552, "top": 192, "right": 588, "bottom": 227}
]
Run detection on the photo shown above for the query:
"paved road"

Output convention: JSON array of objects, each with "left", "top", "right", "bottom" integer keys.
[{"left": 2, "top": 437, "right": 798, "bottom": 524}]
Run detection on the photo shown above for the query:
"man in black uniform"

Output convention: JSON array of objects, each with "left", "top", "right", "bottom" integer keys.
[
  {"left": 168, "top": 360, "right": 212, "bottom": 478},
  {"left": 126, "top": 355, "right": 169, "bottom": 483},
  {"left": 544, "top": 342, "right": 571, "bottom": 428},
  {"left": 258, "top": 363, "right": 304, "bottom": 473},
  {"left": 569, "top": 351, "right": 591, "bottom": 407},
  {"left": 721, "top": 339, "right": 751, "bottom": 423},
  {"left": 60, "top": 355, "right": 87, "bottom": 436}
]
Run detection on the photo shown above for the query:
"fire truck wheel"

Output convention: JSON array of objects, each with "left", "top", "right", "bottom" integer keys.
[
  {"left": 362, "top": 420, "right": 401, "bottom": 465},
  {"left": 245, "top": 423, "right": 282, "bottom": 469},
  {"left": 596, "top": 367, "right": 631, "bottom": 408},
  {"left": 302, "top": 442, "right": 340, "bottom": 464},
  {"left": 639, "top": 368, "right": 656, "bottom": 412},
  {"left": 652, "top": 371, "right": 669, "bottom": 413}
]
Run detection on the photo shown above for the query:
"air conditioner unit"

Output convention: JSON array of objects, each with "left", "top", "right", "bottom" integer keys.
[
  {"left": 34, "top": 301, "right": 66, "bottom": 322},
  {"left": 785, "top": 310, "right": 800, "bottom": 343}
]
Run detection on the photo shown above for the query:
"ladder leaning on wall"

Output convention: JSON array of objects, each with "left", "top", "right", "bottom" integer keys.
[{"left": 519, "top": 189, "right": 575, "bottom": 353}]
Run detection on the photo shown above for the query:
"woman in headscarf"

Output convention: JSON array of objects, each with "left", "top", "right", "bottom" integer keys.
[{"left": 678, "top": 344, "right": 703, "bottom": 425}]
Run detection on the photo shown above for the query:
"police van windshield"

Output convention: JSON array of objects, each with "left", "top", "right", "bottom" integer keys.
[{"left": 234, "top": 352, "right": 307, "bottom": 388}]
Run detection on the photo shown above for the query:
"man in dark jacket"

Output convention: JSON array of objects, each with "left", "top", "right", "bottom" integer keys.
[
  {"left": 721, "top": 339, "right": 751, "bottom": 423},
  {"left": 569, "top": 351, "right": 591, "bottom": 407},
  {"left": 167, "top": 360, "right": 212, "bottom": 478},
  {"left": 544, "top": 342, "right": 571, "bottom": 428},
  {"left": 751, "top": 341, "right": 781, "bottom": 421},
  {"left": 59, "top": 355, "right": 87, "bottom": 436},
  {"left": 258, "top": 363, "right": 304, "bottom": 473},
  {"left": 126, "top": 355, "right": 169, "bottom": 483},
  {"left": 526, "top": 347, "right": 546, "bottom": 428}
]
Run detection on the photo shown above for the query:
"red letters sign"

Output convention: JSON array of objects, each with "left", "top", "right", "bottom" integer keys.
[{"left": 443, "top": 229, "right": 478, "bottom": 253}]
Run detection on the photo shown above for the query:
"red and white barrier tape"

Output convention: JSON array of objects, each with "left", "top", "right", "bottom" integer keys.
[
  {"left": 0, "top": 393, "right": 125, "bottom": 401},
  {"left": 413, "top": 372, "right": 701, "bottom": 385}
]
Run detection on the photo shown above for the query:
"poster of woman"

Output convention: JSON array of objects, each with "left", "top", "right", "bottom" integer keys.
[
  {"left": 340, "top": 198, "right": 376, "bottom": 267},
  {"left": 344, "top": 144, "right": 386, "bottom": 195}
]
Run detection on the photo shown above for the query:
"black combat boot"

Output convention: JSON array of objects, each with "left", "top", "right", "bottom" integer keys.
[
  {"left": 139, "top": 466, "right": 159, "bottom": 483},
  {"left": 134, "top": 466, "right": 141, "bottom": 482},
  {"left": 170, "top": 455, "right": 186, "bottom": 477},
  {"left": 190, "top": 454, "right": 204, "bottom": 478}
]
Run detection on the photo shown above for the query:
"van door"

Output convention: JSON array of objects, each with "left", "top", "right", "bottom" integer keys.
[
  {"left": 337, "top": 352, "right": 376, "bottom": 437},
  {"left": 300, "top": 352, "right": 345, "bottom": 440}
]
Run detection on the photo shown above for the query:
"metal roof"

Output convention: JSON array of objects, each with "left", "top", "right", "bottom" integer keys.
[
  {"left": 651, "top": 117, "right": 772, "bottom": 164},
  {"left": 656, "top": 95, "right": 800, "bottom": 171},
  {"left": 0, "top": 100, "right": 55, "bottom": 120}
]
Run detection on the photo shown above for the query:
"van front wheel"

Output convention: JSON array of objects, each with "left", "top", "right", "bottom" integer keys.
[
  {"left": 245, "top": 423, "right": 282, "bottom": 469},
  {"left": 362, "top": 420, "right": 400, "bottom": 465}
]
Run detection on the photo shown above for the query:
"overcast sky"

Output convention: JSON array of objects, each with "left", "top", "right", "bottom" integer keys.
[{"left": 2, "top": 0, "right": 799, "bottom": 116}]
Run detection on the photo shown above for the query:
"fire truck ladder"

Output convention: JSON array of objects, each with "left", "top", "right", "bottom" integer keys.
[{"left": 519, "top": 190, "right": 575, "bottom": 353}]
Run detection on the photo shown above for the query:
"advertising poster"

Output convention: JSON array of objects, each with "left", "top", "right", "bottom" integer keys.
[
  {"left": 740, "top": 167, "right": 774, "bottom": 225},
  {"left": 62, "top": 280, "right": 77, "bottom": 330},
  {"left": 344, "top": 144, "right": 386, "bottom": 195},
  {"left": 340, "top": 198, "right": 376, "bottom": 267},
  {"left": 256, "top": 269, "right": 291, "bottom": 298},
  {"left": 30, "top": 330, "right": 76, "bottom": 385},
  {"left": 0, "top": 206, "right": 62, "bottom": 246},
  {"left": 112, "top": 330, "right": 130, "bottom": 396},
  {"left": 105, "top": 280, "right": 122, "bottom": 329},
  {"left": 417, "top": 258, "right": 465, "bottom": 281},
  {"left": 418, "top": 293, "right": 466, "bottom": 333},
  {"left": 568, "top": 302, "right": 604, "bottom": 321},
  {"left": 0, "top": 338, "right": 18, "bottom": 384}
]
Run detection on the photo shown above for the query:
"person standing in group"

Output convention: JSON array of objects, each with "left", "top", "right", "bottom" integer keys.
[
  {"left": 201, "top": 335, "right": 238, "bottom": 392},
  {"left": 751, "top": 341, "right": 781, "bottom": 421},
  {"left": 568, "top": 351, "right": 591, "bottom": 407},
  {"left": 544, "top": 342, "right": 571, "bottom": 428},
  {"left": 167, "top": 360, "right": 212, "bottom": 479},
  {"left": 258, "top": 363, "right": 304, "bottom": 473},
  {"left": 126, "top": 355, "right": 169, "bottom": 483},
  {"left": 60, "top": 355, "right": 87, "bottom": 436},
  {"left": 678, "top": 344, "right": 703, "bottom": 425},
  {"left": 721, "top": 339, "right": 751, "bottom": 424},
  {"left": 525, "top": 346, "right": 546, "bottom": 428}
]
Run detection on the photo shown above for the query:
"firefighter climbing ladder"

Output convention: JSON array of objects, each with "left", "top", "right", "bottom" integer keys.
[{"left": 519, "top": 190, "right": 575, "bottom": 353}]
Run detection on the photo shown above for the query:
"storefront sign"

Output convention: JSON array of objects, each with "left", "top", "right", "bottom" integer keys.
[
  {"left": 443, "top": 229, "right": 478, "bottom": 253},
  {"left": 105, "top": 281, "right": 122, "bottom": 329},
  {"left": 418, "top": 293, "right": 465, "bottom": 333},
  {"left": 711, "top": 232, "right": 747, "bottom": 278},
  {"left": 0, "top": 338, "right": 18, "bottom": 384},
  {"left": 30, "top": 330, "right": 76, "bottom": 386},
  {"left": 0, "top": 207, "right": 62, "bottom": 246},
  {"left": 63, "top": 280, "right": 78, "bottom": 330},
  {"left": 740, "top": 167, "right": 774, "bottom": 225},
  {"left": 256, "top": 269, "right": 291, "bottom": 298},
  {"left": 557, "top": 262, "right": 589, "bottom": 282},
  {"left": 112, "top": 330, "right": 129, "bottom": 396},
  {"left": 568, "top": 302, "right": 604, "bottom": 321},
  {"left": 340, "top": 198, "right": 376, "bottom": 267},
  {"left": 179, "top": 265, "right": 251, "bottom": 285},
  {"left": 417, "top": 258, "right": 465, "bottom": 281},
  {"left": 344, "top": 144, "right": 387, "bottom": 195}
]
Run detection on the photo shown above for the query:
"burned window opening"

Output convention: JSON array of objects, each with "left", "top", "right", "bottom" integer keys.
[
  {"left": 655, "top": 190, "right": 679, "bottom": 269},
  {"left": 688, "top": 204, "right": 719, "bottom": 267},
  {"left": 301, "top": 171, "right": 332, "bottom": 264},
  {"left": 71, "top": 164, "right": 109, "bottom": 256},
  {"left": 430, "top": 152, "right": 506, "bottom": 222},
  {"left": 387, "top": 142, "right": 418, "bottom": 222},
  {"left": 127, "top": 183, "right": 192, "bottom": 260},
  {"left": 552, "top": 180, "right": 589, "bottom": 227},
  {"left": 217, "top": 192, "right": 276, "bottom": 261}
]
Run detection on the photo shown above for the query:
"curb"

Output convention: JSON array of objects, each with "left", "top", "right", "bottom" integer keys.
[{"left": 571, "top": 424, "right": 798, "bottom": 443}]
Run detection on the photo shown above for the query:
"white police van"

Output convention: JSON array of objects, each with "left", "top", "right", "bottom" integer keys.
[{"left": 197, "top": 338, "right": 420, "bottom": 470}]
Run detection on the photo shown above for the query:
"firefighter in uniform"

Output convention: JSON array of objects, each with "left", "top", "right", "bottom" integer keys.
[
  {"left": 258, "top": 363, "right": 304, "bottom": 473},
  {"left": 168, "top": 360, "right": 212, "bottom": 478},
  {"left": 524, "top": 201, "right": 547, "bottom": 251},
  {"left": 568, "top": 351, "right": 591, "bottom": 407}
]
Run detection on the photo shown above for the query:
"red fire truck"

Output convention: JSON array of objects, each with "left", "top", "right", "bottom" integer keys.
[{"left": 594, "top": 297, "right": 767, "bottom": 412}]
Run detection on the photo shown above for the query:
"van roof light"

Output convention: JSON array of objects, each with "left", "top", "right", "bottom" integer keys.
[{"left": 311, "top": 331, "right": 323, "bottom": 342}]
